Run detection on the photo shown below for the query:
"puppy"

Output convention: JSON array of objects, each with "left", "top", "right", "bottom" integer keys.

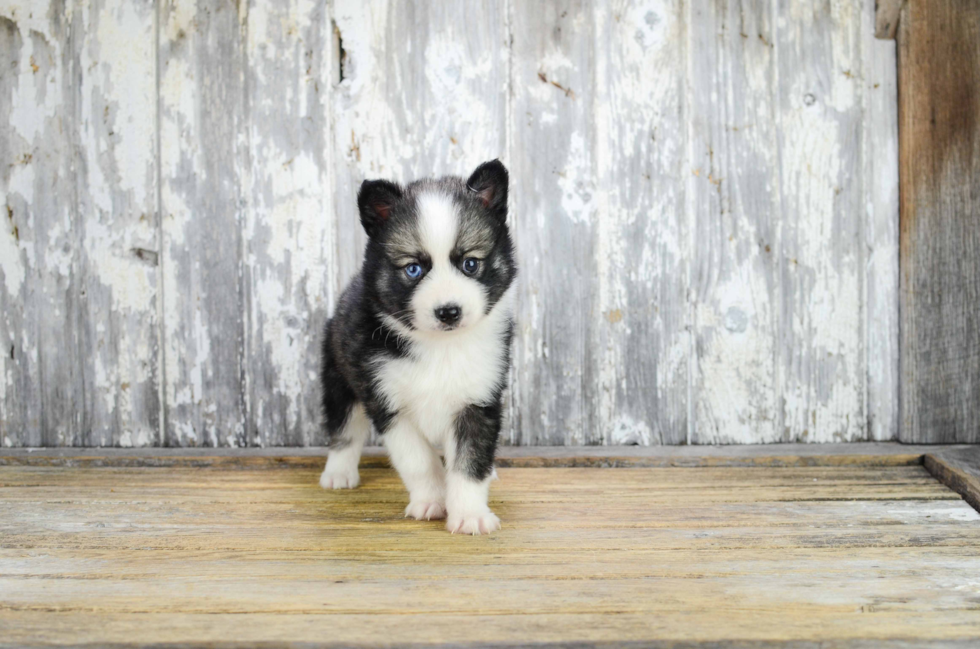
[{"left": 319, "top": 160, "right": 516, "bottom": 535}]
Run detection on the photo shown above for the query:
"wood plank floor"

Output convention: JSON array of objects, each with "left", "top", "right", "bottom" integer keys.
[{"left": 2, "top": 461, "right": 980, "bottom": 647}]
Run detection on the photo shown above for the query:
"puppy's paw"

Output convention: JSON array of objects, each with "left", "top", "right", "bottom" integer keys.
[
  {"left": 319, "top": 467, "right": 360, "bottom": 490},
  {"left": 405, "top": 501, "right": 447, "bottom": 521},
  {"left": 447, "top": 510, "right": 501, "bottom": 535}
]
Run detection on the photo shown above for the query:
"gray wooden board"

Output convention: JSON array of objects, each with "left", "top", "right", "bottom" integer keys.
[
  {"left": 862, "top": 1, "right": 901, "bottom": 444},
  {"left": 774, "top": 0, "right": 867, "bottom": 443},
  {"left": 897, "top": 0, "right": 980, "bottom": 444},
  {"left": 0, "top": 0, "right": 903, "bottom": 447},
  {"left": 159, "top": 0, "right": 247, "bottom": 447},
  {"left": 243, "top": 0, "right": 334, "bottom": 447},
  {"left": 688, "top": 0, "right": 779, "bottom": 443},
  {"left": 72, "top": 0, "right": 162, "bottom": 447},
  {"left": 592, "top": 0, "right": 689, "bottom": 445},
  {"left": 0, "top": 5, "right": 76, "bottom": 448},
  {"left": 0, "top": 6, "right": 43, "bottom": 447},
  {"left": 0, "top": 1, "right": 161, "bottom": 448},
  {"left": 508, "top": 0, "right": 597, "bottom": 445}
]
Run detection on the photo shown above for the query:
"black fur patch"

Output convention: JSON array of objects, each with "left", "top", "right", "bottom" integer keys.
[
  {"left": 451, "top": 316, "right": 511, "bottom": 481},
  {"left": 321, "top": 161, "right": 517, "bottom": 457}
]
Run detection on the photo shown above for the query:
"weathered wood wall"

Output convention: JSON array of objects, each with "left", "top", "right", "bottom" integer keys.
[
  {"left": 0, "top": 0, "right": 899, "bottom": 447},
  {"left": 897, "top": 0, "right": 980, "bottom": 444}
]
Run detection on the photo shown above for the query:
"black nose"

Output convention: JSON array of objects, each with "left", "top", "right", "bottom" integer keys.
[{"left": 434, "top": 304, "right": 462, "bottom": 325}]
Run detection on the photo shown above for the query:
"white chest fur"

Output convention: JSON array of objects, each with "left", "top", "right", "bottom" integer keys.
[{"left": 374, "top": 295, "right": 513, "bottom": 444}]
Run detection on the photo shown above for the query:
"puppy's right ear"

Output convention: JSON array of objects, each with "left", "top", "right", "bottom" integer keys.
[{"left": 357, "top": 179, "right": 403, "bottom": 238}]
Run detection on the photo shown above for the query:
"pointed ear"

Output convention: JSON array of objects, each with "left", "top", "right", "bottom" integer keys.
[
  {"left": 357, "top": 179, "right": 403, "bottom": 238},
  {"left": 466, "top": 159, "right": 509, "bottom": 220}
]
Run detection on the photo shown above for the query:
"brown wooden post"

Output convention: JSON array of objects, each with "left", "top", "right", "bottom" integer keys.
[{"left": 898, "top": 0, "right": 980, "bottom": 443}]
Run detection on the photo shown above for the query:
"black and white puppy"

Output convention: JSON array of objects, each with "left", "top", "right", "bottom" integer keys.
[{"left": 319, "top": 160, "right": 516, "bottom": 535}]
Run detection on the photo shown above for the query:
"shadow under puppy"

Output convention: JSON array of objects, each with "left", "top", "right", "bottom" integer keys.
[{"left": 319, "top": 160, "right": 516, "bottom": 535}]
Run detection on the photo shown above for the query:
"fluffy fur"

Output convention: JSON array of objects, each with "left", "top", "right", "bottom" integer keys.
[{"left": 319, "top": 160, "right": 516, "bottom": 535}]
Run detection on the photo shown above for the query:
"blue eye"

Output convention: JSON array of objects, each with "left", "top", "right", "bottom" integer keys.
[
  {"left": 404, "top": 263, "right": 423, "bottom": 279},
  {"left": 462, "top": 258, "right": 479, "bottom": 275}
]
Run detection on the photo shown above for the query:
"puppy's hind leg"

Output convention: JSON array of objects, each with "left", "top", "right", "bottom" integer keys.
[
  {"left": 320, "top": 323, "right": 368, "bottom": 489},
  {"left": 321, "top": 403, "right": 370, "bottom": 489}
]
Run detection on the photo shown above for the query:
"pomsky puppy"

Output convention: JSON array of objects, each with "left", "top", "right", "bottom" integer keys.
[{"left": 319, "top": 160, "right": 516, "bottom": 535}]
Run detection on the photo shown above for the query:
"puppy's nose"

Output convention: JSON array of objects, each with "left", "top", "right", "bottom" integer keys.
[{"left": 434, "top": 304, "right": 462, "bottom": 325}]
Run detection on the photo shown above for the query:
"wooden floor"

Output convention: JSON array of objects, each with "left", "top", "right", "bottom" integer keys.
[{"left": 2, "top": 452, "right": 980, "bottom": 647}]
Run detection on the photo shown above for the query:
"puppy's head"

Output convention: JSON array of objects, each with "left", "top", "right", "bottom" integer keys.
[{"left": 359, "top": 160, "right": 516, "bottom": 334}]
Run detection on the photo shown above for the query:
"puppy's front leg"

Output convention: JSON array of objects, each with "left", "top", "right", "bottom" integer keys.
[
  {"left": 383, "top": 419, "right": 447, "bottom": 521},
  {"left": 445, "top": 403, "right": 501, "bottom": 535}
]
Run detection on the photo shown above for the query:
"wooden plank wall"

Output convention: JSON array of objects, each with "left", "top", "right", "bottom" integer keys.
[
  {"left": 0, "top": 0, "right": 900, "bottom": 447},
  {"left": 897, "top": 0, "right": 980, "bottom": 444},
  {"left": 0, "top": 0, "right": 161, "bottom": 447}
]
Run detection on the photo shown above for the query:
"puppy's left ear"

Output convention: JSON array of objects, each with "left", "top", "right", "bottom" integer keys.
[{"left": 466, "top": 159, "right": 509, "bottom": 220}]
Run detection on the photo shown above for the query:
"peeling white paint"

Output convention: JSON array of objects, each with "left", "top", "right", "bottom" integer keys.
[
  {"left": 779, "top": 75, "right": 864, "bottom": 441},
  {"left": 92, "top": 0, "right": 156, "bottom": 204},
  {"left": 82, "top": 222, "right": 156, "bottom": 315},
  {"left": 7, "top": 36, "right": 57, "bottom": 142},
  {"left": 695, "top": 270, "right": 777, "bottom": 442},
  {"left": 0, "top": 0, "right": 900, "bottom": 447},
  {"left": 0, "top": 211, "right": 24, "bottom": 295},
  {"left": 609, "top": 415, "right": 654, "bottom": 446},
  {"left": 557, "top": 132, "right": 595, "bottom": 226},
  {"left": 242, "top": 0, "right": 334, "bottom": 445}
]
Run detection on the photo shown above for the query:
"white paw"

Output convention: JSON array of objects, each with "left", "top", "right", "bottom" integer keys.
[
  {"left": 319, "top": 467, "right": 360, "bottom": 489},
  {"left": 447, "top": 511, "right": 501, "bottom": 535},
  {"left": 405, "top": 501, "right": 447, "bottom": 521}
]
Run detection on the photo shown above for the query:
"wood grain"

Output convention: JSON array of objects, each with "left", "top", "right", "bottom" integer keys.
[
  {"left": 0, "top": 1, "right": 163, "bottom": 449},
  {"left": 592, "top": 0, "right": 688, "bottom": 445},
  {"left": 775, "top": 0, "right": 866, "bottom": 442},
  {"left": 159, "top": 0, "right": 247, "bottom": 447},
  {"left": 242, "top": 0, "right": 334, "bottom": 446},
  {"left": 509, "top": 0, "right": 597, "bottom": 444},
  {"left": 688, "top": 0, "right": 779, "bottom": 443},
  {"left": 72, "top": 0, "right": 161, "bottom": 447},
  {"left": 898, "top": 0, "right": 980, "bottom": 443},
  {"left": 862, "top": 0, "right": 901, "bottom": 442},
  {"left": 0, "top": 4, "right": 79, "bottom": 448},
  {"left": 0, "top": 1, "right": 905, "bottom": 447},
  {"left": 0, "top": 8, "right": 39, "bottom": 446},
  {"left": 1, "top": 463, "right": 979, "bottom": 646}
]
